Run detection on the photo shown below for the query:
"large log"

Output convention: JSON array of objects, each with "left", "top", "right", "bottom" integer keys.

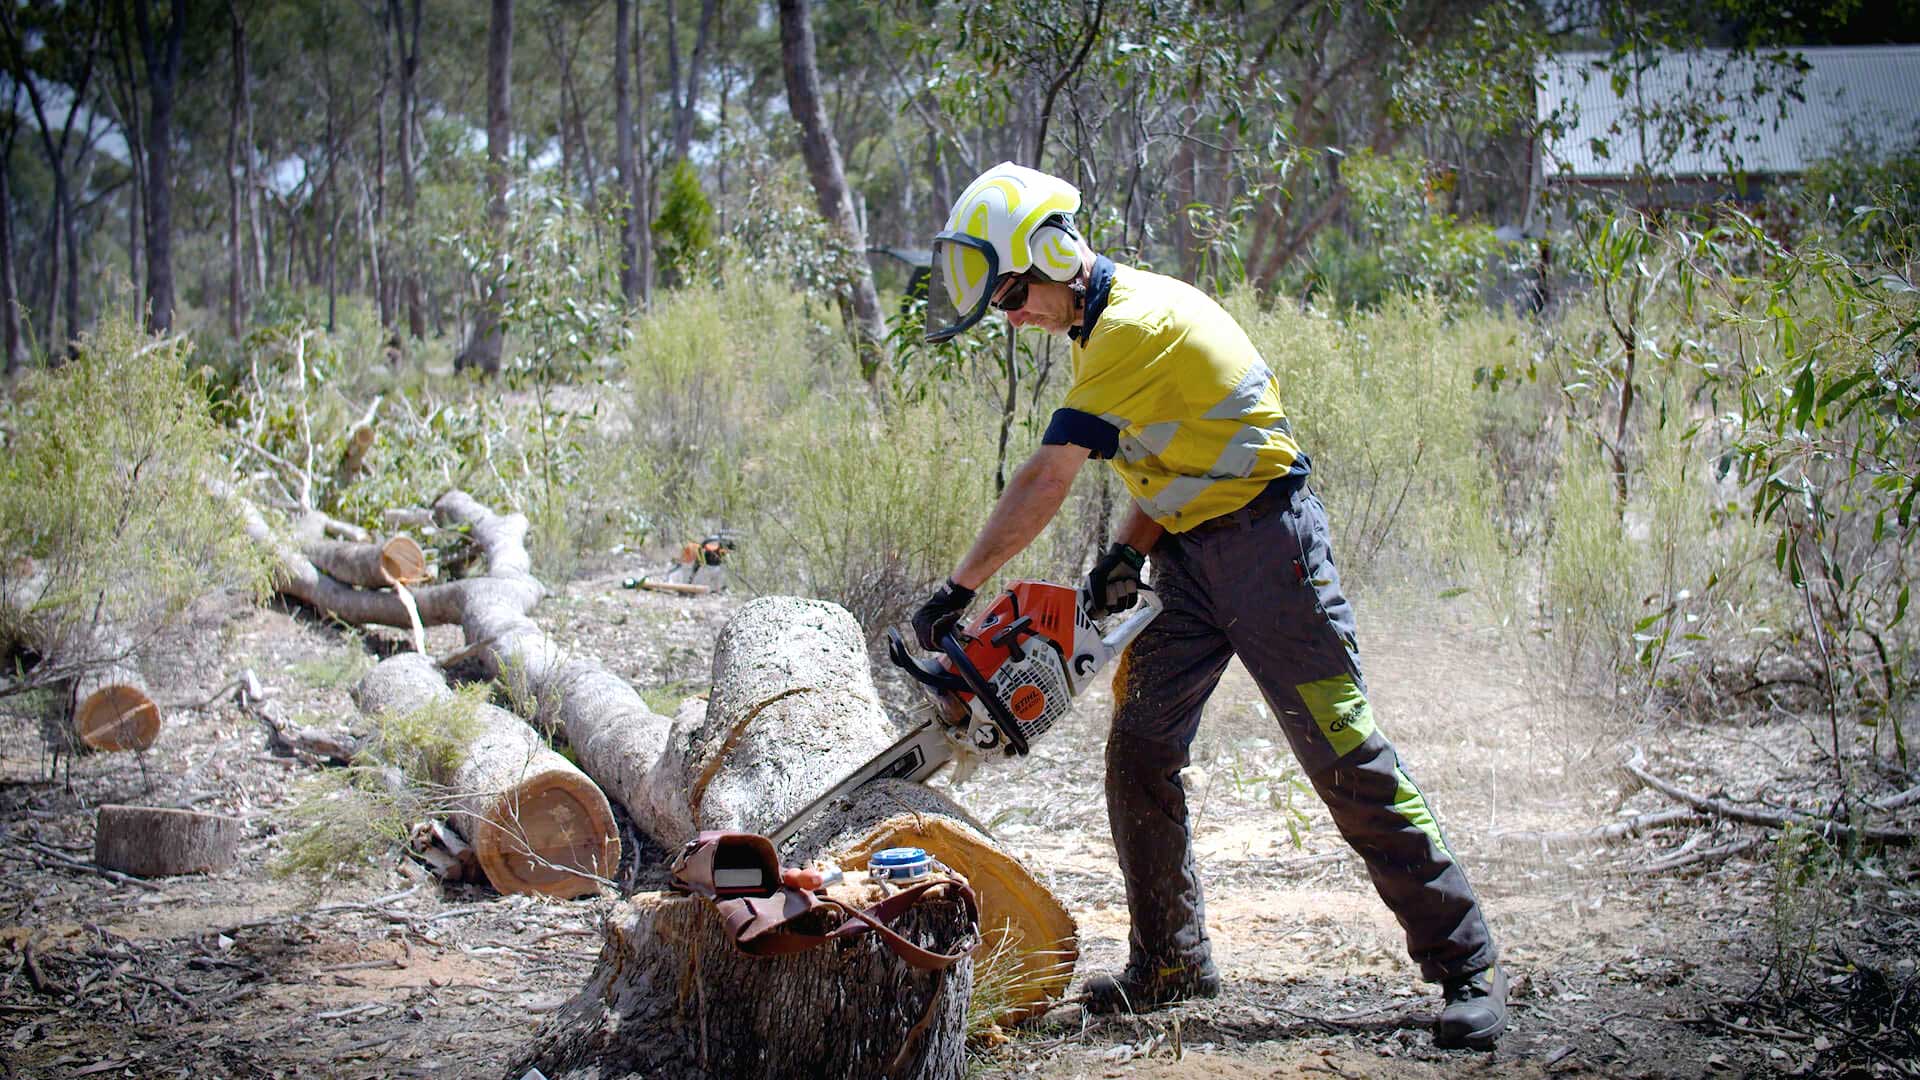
[
  {"left": 302, "top": 534, "right": 428, "bottom": 588},
  {"left": 232, "top": 488, "right": 678, "bottom": 847},
  {"left": 94, "top": 805, "right": 240, "bottom": 877},
  {"left": 513, "top": 881, "right": 976, "bottom": 1080},
  {"left": 354, "top": 653, "right": 619, "bottom": 899},
  {"left": 638, "top": 596, "right": 897, "bottom": 846},
  {"left": 70, "top": 662, "right": 161, "bottom": 752}
]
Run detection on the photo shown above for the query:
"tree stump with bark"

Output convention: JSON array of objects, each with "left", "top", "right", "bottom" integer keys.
[
  {"left": 513, "top": 596, "right": 1078, "bottom": 1078},
  {"left": 93, "top": 805, "right": 241, "bottom": 877},
  {"left": 354, "top": 653, "right": 619, "bottom": 898},
  {"left": 513, "top": 881, "right": 976, "bottom": 1080}
]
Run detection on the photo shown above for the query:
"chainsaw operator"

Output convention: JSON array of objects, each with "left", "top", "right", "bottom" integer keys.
[{"left": 910, "top": 162, "right": 1507, "bottom": 1050}]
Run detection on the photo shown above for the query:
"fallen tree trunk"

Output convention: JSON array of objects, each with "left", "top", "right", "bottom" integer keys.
[
  {"left": 639, "top": 596, "right": 898, "bottom": 846},
  {"left": 94, "top": 805, "right": 240, "bottom": 876},
  {"left": 302, "top": 534, "right": 428, "bottom": 588},
  {"left": 354, "top": 652, "right": 619, "bottom": 898},
  {"left": 513, "top": 880, "right": 976, "bottom": 1080}
]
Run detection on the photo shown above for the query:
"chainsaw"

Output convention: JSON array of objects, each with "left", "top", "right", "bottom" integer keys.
[{"left": 769, "top": 581, "right": 1163, "bottom": 849}]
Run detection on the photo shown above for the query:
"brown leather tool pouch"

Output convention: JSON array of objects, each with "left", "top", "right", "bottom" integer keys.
[{"left": 669, "top": 831, "right": 978, "bottom": 972}]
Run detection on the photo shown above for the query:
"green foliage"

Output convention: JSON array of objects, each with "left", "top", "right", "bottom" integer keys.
[
  {"left": 273, "top": 684, "right": 489, "bottom": 886},
  {"left": 1285, "top": 151, "right": 1514, "bottom": 310},
  {"left": 653, "top": 158, "right": 716, "bottom": 289},
  {"left": 0, "top": 311, "right": 272, "bottom": 670}
]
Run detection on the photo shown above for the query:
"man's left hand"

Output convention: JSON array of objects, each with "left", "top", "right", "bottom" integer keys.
[{"left": 912, "top": 579, "right": 976, "bottom": 651}]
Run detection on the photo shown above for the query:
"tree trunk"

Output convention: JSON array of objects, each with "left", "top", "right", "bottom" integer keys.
[
  {"left": 456, "top": 0, "right": 513, "bottom": 375},
  {"left": 614, "top": 0, "right": 639, "bottom": 303},
  {"left": 302, "top": 535, "right": 427, "bottom": 589},
  {"left": 355, "top": 653, "right": 620, "bottom": 899},
  {"left": 777, "top": 0, "right": 889, "bottom": 389},
  {"left": 135, "top": 0, "right": 184, "bottom": 335},
  {"left": 392, "top": 0, "right": 424, "bottom": 341},
  {"left": 94, "top": 805, "right": 240, "bottom": 877},
  {"left": 515, "top": 881, "right": 974, "bottom": 1080},
  {"left": 1, "top": 125, "right": 20, "bottom": 377},
  {"left": 226, "top": 0, "right": 247, "bottom": 339},
  {"left": 633, "top": 7, "right": 654, "bottom": 307},
  {"left": 638, "top": 597, "right": 900, "bottom": 846}
]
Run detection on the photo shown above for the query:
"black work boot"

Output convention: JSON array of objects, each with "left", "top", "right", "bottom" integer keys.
[
  {"left": 1434, "top": 964, "right": 1507, "bottom": 1049},
  {"left": 1084, "top": 958, "right": 1221, "bottom": 1014}
]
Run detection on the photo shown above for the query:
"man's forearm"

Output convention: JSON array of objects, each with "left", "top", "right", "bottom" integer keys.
[
  {"left": 1114, "top": 502, "right": 1165, "bottom": 555},
  {"left": 951, "top": 446, "right": 1087, "bottom": 590}
]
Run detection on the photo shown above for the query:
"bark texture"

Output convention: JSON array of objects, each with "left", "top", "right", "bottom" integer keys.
[
  {"left": 512, "top": 884, "right": 974, "bottom": 1080},
  {"left": 94, "top": 805, "right": 240, "bottom": 877},
  {"left": 776, "top": 0, "right": 889, "bottom": 387},
  {"left": 354, "top": 652, "right": 618, "bottom": 898},
  {"left": 640, "top": 596, "right": 896, "bottom": 846}
]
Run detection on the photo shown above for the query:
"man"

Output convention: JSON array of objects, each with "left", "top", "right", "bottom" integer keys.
[{"left": 911, "top": 162, "right": 1507, "bottom": 1049}]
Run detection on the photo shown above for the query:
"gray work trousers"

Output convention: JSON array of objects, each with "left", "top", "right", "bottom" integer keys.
[{"left": 1108, "top": 480, "right": 1496, "bottom": 983}]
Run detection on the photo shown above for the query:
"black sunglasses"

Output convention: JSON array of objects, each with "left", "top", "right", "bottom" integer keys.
[{"left": 990, "top": 272, "right": 1039, "bottom": 313}]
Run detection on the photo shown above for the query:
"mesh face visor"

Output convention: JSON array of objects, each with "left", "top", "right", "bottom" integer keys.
[{"left": 925, "top": 231, "right": 1000, "bottom": 344}]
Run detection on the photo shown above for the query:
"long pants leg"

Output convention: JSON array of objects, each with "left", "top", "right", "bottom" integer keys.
[{"left": 1111, "top": 486, "right": 1496, "bottom": 982}]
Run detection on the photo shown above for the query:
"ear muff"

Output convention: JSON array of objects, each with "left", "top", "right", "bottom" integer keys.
[{"left": 1028, "top": 218, "right": 1083, "bottom": 282}]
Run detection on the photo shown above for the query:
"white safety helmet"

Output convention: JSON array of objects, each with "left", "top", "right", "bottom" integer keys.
[{"left": 925, "top": 162, "right": 1084, "bottom": 343}]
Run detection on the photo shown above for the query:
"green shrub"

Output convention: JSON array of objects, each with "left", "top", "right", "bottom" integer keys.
[{"left": 0, "top": 311, "right": 272, "bottom": 672}]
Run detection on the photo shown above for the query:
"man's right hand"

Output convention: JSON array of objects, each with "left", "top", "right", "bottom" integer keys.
[
  {"left": 1086, "top": 542, "right": 1145, "bottom": 618},
  {"left": 911, "top": 579, "right": 976, "bottom": 651}
]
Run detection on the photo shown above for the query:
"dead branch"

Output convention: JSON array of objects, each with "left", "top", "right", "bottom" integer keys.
[
  {"left": 1622, "top": 747, "right": 1916, "bottom": 846},
  {"left": 1495, "top": 807, "right": 1705, "bottom": 849}
]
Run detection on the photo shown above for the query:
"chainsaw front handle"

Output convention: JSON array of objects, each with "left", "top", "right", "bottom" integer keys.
[
  {"left": 1099, "top": 587, "right": 1164, "bottom": 656},
  {"left": 939, "top": 630, "right": 1031, "bottom": 756}
]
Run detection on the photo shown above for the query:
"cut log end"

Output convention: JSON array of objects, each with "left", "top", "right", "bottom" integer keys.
[
  {"left": 469, "top": 772, "right": 620, "bottom": 900},
  {"left": 75, "top": 681, "right": 161, "bottom": 752},
  {"left": 94, "top": 805, "right": 241, "bottom": 877},
  {"left": 835, "top": 814, "right": 1078, "bottom": 1025},
  {"left": 378, "top": 535, "right": 428, "bottom": 585},
  {"left": 791, "top": 779, "right": 1078, "bottom": 1025}
]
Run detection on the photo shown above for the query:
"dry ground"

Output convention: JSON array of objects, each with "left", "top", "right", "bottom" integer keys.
[{"left": 2, "top": 564, "right": 1915, "bottom": 1079}]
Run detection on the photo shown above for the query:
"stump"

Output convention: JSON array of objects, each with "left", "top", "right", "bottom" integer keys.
[
  {"left": 70, "top": 664, "right": 161, "bottom": 752},
  {"left": 513, "top": 882, "right": 976, "bottom": 1080},
  {"left": 93, "top": 805, "right": 241, "bottom": 877},
  {"left": 355, "top": 653, "right": 619, "bottom": 898},
  {"left": 786, "top": 779, "right": 1079, "bottom": 1025}
]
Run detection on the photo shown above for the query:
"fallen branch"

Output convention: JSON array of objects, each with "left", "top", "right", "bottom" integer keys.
[
  {"left": 1870, "top": 783, "right": 1920, "bottom": 814},
  {"left": 1642, "top": 835, "right": 1765, "bottom": 874},
  {"left": 1622, "top": 747, "right": 1916, "bottom": 846},
  {"left": 1494, "top": 807, "right": 1704, "bottom": 849}
]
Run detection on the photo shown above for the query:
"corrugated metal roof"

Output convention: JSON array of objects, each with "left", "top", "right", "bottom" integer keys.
[{"left": 1539, "top": 45, "right": 1920, "bottom": 180}]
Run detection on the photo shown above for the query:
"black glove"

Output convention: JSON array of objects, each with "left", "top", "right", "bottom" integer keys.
[
  {"left": 1086, "top": 542, "right": 1145, "bottom": 618},
  {"left": 912, "top": 579, "right": 976, "bottom": 651}
]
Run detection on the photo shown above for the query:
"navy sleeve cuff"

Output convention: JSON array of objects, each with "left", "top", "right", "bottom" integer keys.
[{"left": 1042, "top": 408, "right": 1120, "bottom": 459}]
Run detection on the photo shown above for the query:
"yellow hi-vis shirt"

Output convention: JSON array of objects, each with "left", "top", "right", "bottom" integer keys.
[{"left": 1064, "top": 264, "right": 1307, "bottom": 532}]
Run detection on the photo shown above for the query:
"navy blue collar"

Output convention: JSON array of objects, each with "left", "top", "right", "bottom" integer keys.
[{"left": 1069, "top": 255, "right": 1116, "bottom": 346}]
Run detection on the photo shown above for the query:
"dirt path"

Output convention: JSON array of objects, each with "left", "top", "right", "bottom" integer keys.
[{"left": 1, "top": 574, "right": 1910, "bottom": 1078}]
